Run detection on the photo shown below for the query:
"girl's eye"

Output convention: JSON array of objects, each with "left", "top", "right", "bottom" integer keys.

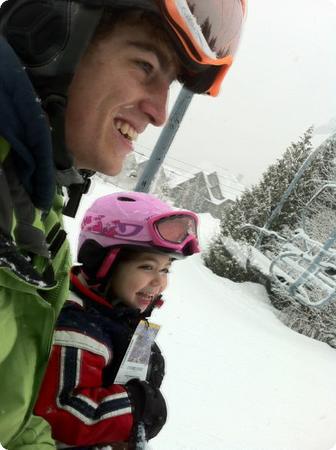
[
  {"left": 139, "top": 264, "right": 153, "bottom": 271},
  {"left": 160, "top": 268, "right": 170, "bottom": 274}
]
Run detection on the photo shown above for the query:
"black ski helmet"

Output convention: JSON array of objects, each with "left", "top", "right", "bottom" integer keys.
[{"left": 0, "top": 0, "right": 246, "bottom": 99}]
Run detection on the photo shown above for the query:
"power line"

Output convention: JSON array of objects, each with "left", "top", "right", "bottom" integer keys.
[
  {"left": 135, "top": 142, "right": 205, "bottom": 172},
  {"left": 135, "top": 142, "right": 243, "bottom": 180},
  {"left": 134, "top": 144, "right": 245, "bottom": 194},
  {"left": 133, "top": 151, "right": 243, "bottom": 195},
  {"left": 134, "top": 149, "right": 195, "bottom": 176}
]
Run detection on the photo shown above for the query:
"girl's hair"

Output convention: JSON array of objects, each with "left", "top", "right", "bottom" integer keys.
[
  {"left": 110, "top": 247, "right": 141, "bottom": 267},
  {"left": 102, "top": 247, "right": 173, "bottom": 300}
]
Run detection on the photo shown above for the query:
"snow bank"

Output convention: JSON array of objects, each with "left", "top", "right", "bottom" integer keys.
[{"left": 152, "top": 254, "right": 336, "bottom": 450}]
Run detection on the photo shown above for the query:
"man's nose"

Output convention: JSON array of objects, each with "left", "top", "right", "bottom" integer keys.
[{"left": 140, "top": 83, "right": 169, "bottom": 127}]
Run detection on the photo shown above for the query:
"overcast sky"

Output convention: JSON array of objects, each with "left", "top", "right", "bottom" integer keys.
[{"left": 138, "top": 0, "right": 336, "bottom": 187}]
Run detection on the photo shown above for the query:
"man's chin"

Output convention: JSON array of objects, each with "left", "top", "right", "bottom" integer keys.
[{"left": 99, "top": 158, "right": 124, "bottom": 177}]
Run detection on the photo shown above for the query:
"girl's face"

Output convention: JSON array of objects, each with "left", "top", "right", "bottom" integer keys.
[{"left": 106, "top": 252, "right": 172, "bottom": 311}]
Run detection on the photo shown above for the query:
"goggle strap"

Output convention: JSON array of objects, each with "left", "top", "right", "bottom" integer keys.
[{"left": 96, "top": 248, "right": 120, "bottom": 279}]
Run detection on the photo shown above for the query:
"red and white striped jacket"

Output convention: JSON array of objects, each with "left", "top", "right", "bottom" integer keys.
[{"left": 35, "top": 269, "right": 161, "bottom": 448}]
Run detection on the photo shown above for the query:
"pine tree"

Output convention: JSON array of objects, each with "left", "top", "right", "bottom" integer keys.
[
  {"left": 205, "top": 128, "right": 336, "bottom": 279},
  {"left": 204, "top": 130, "right": 336, "bottom": 346}
]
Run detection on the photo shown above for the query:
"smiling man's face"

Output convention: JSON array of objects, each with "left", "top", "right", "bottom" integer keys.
[{"left": 65, "top": 15, "right": 180, "bottom": 175}]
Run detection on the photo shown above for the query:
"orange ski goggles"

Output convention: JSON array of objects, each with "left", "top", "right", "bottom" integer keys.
[{"left": 158, "top": 0, "right": 247, "bottom": 96}]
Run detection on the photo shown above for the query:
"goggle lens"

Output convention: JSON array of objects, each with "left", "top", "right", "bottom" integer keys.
[
  {"left": 164, "top": 0, "right": 244, "bottom": 62},
  {"left": 154, "top": 214, "right": 198, "bottom": 244},
  {"left": 185, "top": 0, "right": 244, "bottom": 60}
]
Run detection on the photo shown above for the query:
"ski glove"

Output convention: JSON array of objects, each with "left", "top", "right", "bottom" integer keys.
[
  {"left": 125, "top": 379, "right": 167, "bottom": 440},
  {"left": 147, "top": 343, "right": 165, "bottom": 388}
]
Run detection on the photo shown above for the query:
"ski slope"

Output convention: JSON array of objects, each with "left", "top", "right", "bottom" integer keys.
[
  {"left": 2, "top": 179, "right": 336, "bottom": 450},
  {"left": 152, "top": 253, "right": 336, "bottom": 450},
  {"left": 61, "top": 178, "right": 336, "bottom": 450}
]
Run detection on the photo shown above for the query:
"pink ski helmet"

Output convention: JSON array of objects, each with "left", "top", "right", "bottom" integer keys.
[{"left": 78, "top": 192, "right": 200, "bottom": 279}]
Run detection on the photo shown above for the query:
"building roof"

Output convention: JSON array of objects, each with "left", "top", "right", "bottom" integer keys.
[{"left": 168, "top": 168, "right": 244, "bottom": 201}]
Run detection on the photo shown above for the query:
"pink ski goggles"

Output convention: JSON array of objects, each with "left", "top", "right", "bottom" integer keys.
[
  {"left": 94, "top": 210, "right": 200, "bottom": 279},
  {"left": 148, "top": 210, "right": 200, "bottom": 255}
]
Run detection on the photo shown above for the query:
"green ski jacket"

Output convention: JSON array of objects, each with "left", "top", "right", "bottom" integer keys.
[
  {"left": 0, "top": 184, "right": 72, "bottom": 450},
  {"left": 0, "top": 37, "right": 73, "bottom": 450}
]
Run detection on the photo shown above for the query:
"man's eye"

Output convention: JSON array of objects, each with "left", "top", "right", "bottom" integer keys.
[{"left": 136, "top": 60, "right": 154, "bottom": 75}]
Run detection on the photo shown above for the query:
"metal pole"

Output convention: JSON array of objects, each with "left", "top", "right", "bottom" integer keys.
[
  {"left": 255, "top": 145, "right": 324, "bottom": 249},
  {"left": 134, "top": 422, "right": 147, "bottom": 449},
  {"left": 289, "top": 228, "right": 336, "bottom": 298},
  {"left": 135, "top": 86, "right": 194, "bottom": 193}
]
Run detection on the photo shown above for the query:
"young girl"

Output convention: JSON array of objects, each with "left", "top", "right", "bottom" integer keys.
[{"left": 34, "top": 191, "right": 200, "bottom": 449}]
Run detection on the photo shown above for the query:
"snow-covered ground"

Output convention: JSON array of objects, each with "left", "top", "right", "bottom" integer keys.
[
  {"left": 153, "top": 254, "right": 336, "bottom": 450},
  {"left": 2, "top": 179, "right": 336, "bottom": 450},
  {"left": 62, "top": 178, "right": 336, "bottom": 450}
]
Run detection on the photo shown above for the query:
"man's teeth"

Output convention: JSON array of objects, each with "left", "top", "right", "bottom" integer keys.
[{"left": 116, "top": 120, "right": 138, "bottom": 141}]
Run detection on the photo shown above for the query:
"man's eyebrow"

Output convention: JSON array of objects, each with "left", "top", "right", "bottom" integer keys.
[{"left": 126, "top": 40, "right": 171, "bottom": 71}]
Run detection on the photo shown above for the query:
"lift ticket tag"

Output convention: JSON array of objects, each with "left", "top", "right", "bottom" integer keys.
[{"left": 114, "top": 320, "right": 160, "bottom": 384}]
